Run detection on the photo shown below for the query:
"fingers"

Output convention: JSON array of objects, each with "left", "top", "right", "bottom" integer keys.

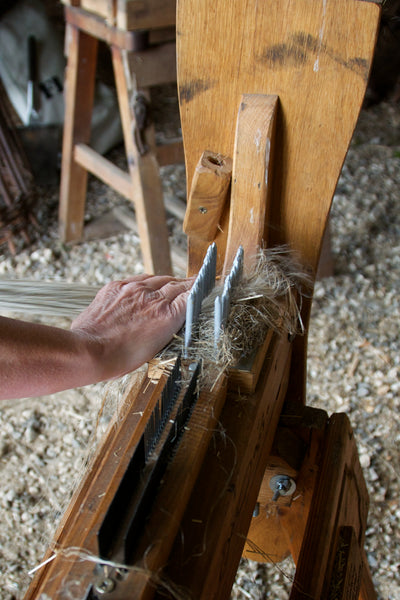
[
  {"left": 157, "top": 279, "right": 194, "bottom": 303},
  {"left": 138, "top": 275, "right": 193, "bottom": 291},
  {"left": 117, "top": 275, "right": 194, "bottom": 302}
]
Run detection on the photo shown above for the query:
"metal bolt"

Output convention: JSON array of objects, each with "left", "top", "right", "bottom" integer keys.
[
  {"left": 269, "top": 475, "right": 296, "bottom": 502},
  {"left": 94, "top": 577, "right": 115, "bottom": 595}
]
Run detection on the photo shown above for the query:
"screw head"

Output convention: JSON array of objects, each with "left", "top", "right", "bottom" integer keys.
[
  {"left": 94, "top": 577, "right": 115, "bottom": 594},
  {"left": 269, "top": 475, "right": 296, "bottom": 501}
]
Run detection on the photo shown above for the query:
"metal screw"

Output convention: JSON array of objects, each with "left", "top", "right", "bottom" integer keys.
[
  {"left": 199, "top": 206, "right": 207, "bottom": 214},
  {"left": 94, "top": 577, "right": 115, "bottom": 595},
  {"left": 269, "top": 475, "right": 296, "bottom": 502},
  {"left": 253, "top": 502, "right": 260, "bottom": 517}
]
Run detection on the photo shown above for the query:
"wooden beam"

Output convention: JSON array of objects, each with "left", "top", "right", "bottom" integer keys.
[
  {"left": 117, "top": 0, "right": 176, "bottom": 31},
  {"left": 74, "top": 143, "right": 132, "bottom": 198},
  {"left": 223, "top": 94, "right": 278, "bottom": 276},
  {"left": 59, "top": 25, "right": 98, "bottom": 242}
]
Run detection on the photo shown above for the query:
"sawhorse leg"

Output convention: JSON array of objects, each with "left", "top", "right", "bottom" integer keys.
[
  {"left": 111, "top": 46, "right": 172, "bottom": 274},
  {"left": 59, "top": 24, "right": 97, "bottom": 242}
]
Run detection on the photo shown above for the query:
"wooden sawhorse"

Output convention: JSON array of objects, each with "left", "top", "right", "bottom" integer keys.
[{"left": 59, "top": 1, "right": 181, "bottom": 274}]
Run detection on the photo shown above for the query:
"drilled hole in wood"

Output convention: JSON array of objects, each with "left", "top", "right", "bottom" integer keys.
[{"left": 207, "top": 156, "right": 223, "bottom": 167}]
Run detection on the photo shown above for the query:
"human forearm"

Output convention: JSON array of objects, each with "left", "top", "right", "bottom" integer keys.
[
  {"left": 0, "top": 316, "right": 103, "bottom": 400},
  {"left": 0, "top": 275, "right": 192, "bottom": 401}
]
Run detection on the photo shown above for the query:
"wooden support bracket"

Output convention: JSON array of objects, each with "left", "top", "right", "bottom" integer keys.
[
  {"left": 223, "top": 94, "right": 278, "bottom": 276},
  {"left": 184, "top": 150, "right": 232, "bottom": 275}
]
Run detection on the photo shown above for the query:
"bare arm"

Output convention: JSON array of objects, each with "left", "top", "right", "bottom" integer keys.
[{"left": 0, "top": 275, "right": 192, "bottom": 400}]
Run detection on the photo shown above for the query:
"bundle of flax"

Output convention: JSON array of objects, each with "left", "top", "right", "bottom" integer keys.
[{"left": 0, "top": 280, "right": 100, "bottom": 318}]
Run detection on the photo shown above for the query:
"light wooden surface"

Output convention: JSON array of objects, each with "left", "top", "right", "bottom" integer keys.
[
  {"left": 178, "top": 0, "right": 379, "bottom": 276},
  {"left": 184, "top": 150, "right": 232, "bottom": 275},
  {"left": 223, "top": 94, "right": 278, "bottom": 276},
  {"left": 178, "top": 0, "right": 380, "bottom": 402},
  {"left": 59, "top": 25, "right": 97, "bottom": 242}
]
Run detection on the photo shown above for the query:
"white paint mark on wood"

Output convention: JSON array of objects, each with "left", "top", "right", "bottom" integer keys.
[
  {"left": 250, "top": 207, "right": 255, "bottom": 224},
  {"left": 314, "top": 0, "right": 327, "bottom": 72},
  {"left": 254, "top": 128, "right": 262, "bottom": 153},
  {"left": 265, "top": 137, "right": 271, "bottom": 186}
]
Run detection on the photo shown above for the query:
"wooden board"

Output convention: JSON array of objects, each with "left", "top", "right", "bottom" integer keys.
[
  {"left": 177, "top": 0, "right": 380, "bottom": 277},
  {"left": 177, "top": 0, "right": 380, "bottom": 401},
  {"left": 291, "top": 413, "right": 371, "bottom": 600},
  {"left": 223, "top": 94, "right": 278, "bottom": 276},
  {"left": 161, "top": 335, "right": 292, "bottom": 599},
  {"left": 184, "top": 150, "right": 232, "bottom": 275}
]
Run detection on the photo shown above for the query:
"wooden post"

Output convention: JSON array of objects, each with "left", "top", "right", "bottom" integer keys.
[
  {"left": 59, "top": 24, "right": 98, "bottom": 241},
  {"left": 111, "top": 46, "right": 172, "bottom": 274}
]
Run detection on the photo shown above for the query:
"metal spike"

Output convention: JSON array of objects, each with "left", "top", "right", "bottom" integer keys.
[
  {"left": 214, "top": 246, "right": 244, "bottom": 348},
  {"left": 214, "top": 295, "right": 222, "bottom": 350},
  {"left": 184, "top": 243, "right": 217, "bottom": 354}
]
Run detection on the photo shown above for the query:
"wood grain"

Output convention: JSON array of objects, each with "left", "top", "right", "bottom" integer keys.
[
  {"left": 112, "top": 46, "right": 172, "bottom": 274},
  {"left": 184, "top": 150, "right": 232, "bottom": 275},
  {"left": 162, "top": 335, "right": 292, "bottom": 599},
  {"left": 59, "top": 25, "right": 97, "bottom": 242},
  {"left": 223, "top": 94, "right": 278, "bottom": 276},
  {"left": 177, "top": 0, "right": 380, "bottom": 303},
  {"left": 290, "top": 413, "right": 370, "bottom": 600},
  {"left": 23, "top": 370, "right": 166, "bottom": 598}
]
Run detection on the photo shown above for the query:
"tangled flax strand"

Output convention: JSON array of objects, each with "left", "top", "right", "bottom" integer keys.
[{"left": 162, "top": 246, "right": 312, "bottom": 377}]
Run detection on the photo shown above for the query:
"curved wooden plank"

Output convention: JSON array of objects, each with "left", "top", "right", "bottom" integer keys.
[{"left": 177, "top": 0, "right": 380, "bottom": 275}]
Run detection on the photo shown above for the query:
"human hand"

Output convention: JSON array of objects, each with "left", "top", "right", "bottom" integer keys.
[{"left": 71, "top": 274, "right": 193, "bottom": 381}]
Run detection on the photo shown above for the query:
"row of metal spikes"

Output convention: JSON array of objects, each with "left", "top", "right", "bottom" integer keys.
[{"left": 184, "top": 243, "right": 244, "bottom": 355}]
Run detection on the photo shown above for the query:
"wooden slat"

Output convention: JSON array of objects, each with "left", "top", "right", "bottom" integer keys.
[
  {"left": 223, "top": 94, "right": 278, "bottom": 276},
  {"left": 184, "top": 151, "right": 232, "bottom": 242},
  {"left": 117, "top": 0, "right": 176, "bottom": 31},
  {"left": 23, "top": 369, "right": 165, "bottom": 598},
  {"left": 59, "top": 25, "right": 98, "bottom": 242},
  {"left": 114, "top": 375, "right": 228, "bottom": 599},
  {"left": 290, "top": 413, "right": 370, "bottom": 600},
  {"left": 112, "top": 46, "right": 172, "bottom": 274},
  {"left": 74, "top": 143, "right": 132, "bottom": 198},
  {"left": 65, "top": 6, "right": 140, "bottom": 50}
]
